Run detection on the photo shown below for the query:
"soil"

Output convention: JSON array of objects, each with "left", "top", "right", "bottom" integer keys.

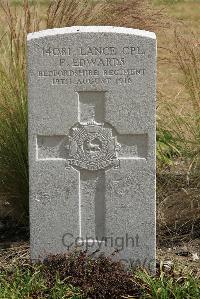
[
  {"left": 0, "top": 216, "right": 199, "bottom": 274},
  {"left": 0, "top": 237, "right": 199, "bottom": 276},
  {"left": 0, "top": 217, "right": 29, "bottom": 250},
  {"left": 157, "top": 238, "right": 200, "bottom": 277}
]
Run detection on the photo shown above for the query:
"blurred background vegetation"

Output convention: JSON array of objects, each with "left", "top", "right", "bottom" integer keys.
[{"left": 0, "top": 0, "right": 199, "bottom": 244}]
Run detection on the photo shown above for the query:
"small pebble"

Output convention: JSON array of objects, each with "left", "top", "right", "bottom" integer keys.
[{"left": 192, "top": 253, "right": 199, "bottom": 261}]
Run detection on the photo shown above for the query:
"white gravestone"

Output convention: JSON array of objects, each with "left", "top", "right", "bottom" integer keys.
[{"left": 28, "top": 26, "right": 156, "bottom": 270}]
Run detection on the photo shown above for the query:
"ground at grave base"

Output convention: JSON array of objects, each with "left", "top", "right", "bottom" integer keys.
[
  {"left": 0, "top": 240, "right": 199, "bottom": 273},
  {"left": 0, "top": 240, "right": 199, "bottom": 299}
]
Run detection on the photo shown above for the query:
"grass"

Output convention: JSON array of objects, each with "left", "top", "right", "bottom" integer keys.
[
  {"left": 10, "top": 0, "right": 50, "bottom": 5},
  {"left": 0, "top": 0, "right": 40, "bottom": 223},
  {"left": 0, "top": 249, "right": 199, "bottom": 299},
  {"left": 0, "top": 267, "right": 83, "bottom": 298},
  {"left": 46, "top": 0, "right": 166, "bottom": 30},
  {"left": 137, "top": 269, "right": 200, "bottom": 299},
  {"left": 153, "top": 0, "right": 197, "bottom": 5},
  {"left": 157, "top": 29, "right": 200, "bottom": 171}
]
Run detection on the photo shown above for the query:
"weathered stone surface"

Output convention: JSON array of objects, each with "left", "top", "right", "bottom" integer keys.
[{"left": 28, "top": 26, "right": 156, "bottom": 270}]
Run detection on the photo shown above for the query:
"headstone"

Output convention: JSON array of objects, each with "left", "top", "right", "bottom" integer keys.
[{"left": 28, "top": 26, "right": 156, "bottom": 270}]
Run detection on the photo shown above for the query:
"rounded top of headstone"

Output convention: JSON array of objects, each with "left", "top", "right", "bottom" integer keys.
[{"left": 27, "top": 26, "right": 156, "bottom": 41}]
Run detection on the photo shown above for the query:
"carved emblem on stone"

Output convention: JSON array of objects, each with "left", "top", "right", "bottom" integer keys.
[{"left": 66, "top": 122, "right": 120, "bottom": 171}]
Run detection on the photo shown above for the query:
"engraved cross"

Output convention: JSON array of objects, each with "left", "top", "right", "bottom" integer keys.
[{"left": 37, "top": 91, "right": 148, "bottom": 242}]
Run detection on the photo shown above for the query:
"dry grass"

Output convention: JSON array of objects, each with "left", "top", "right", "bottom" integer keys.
[
  {"left": 0, "top": 243, "right": 30, "bottom": 270},
  {"left": 156, "top": 26, "right": 200, "bottom": 239},
  {"left": 0, "top": 1, "right": 41, "bottom": 222},
  {"left": 47, "top": 0, "right": 167, "bottom": 31},
  {"left": 157, "top": 29, "right": 200, "bottom": 168},
  {"left": 174, "top": 30, "right": 200, "bottom": 113}
]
